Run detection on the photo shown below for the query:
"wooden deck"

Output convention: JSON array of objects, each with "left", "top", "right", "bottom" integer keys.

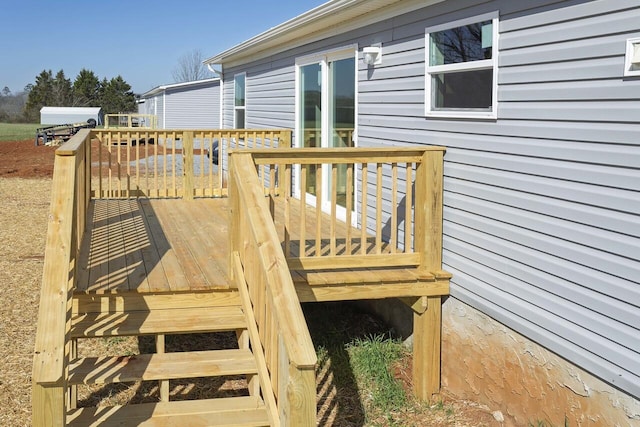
[
  {"left": 77, "top": 198, "right": 231, "bottom": 294},
  {"left": 33, "top": 130, "right": 450, "bottom": 426}
]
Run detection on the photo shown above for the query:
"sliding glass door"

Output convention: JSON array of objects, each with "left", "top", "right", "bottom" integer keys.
[{"left": 296, "top": 48, "right": 356, "bottom": 220}]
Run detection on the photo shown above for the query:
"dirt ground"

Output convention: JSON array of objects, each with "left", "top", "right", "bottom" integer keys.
[
  {"left": 0, "top": 139, "right": 500, "bottom": 426},
  {"left": 0, "top": 139, "right": 57, "bottom": 178}
]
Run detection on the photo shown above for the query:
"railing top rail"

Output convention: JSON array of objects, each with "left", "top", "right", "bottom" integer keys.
[
  {"left": 243, "top": 146, "right": 446, "bottom": 165},
  {"left": 55, "top": 129, "right": 91, "bottom": 156}
]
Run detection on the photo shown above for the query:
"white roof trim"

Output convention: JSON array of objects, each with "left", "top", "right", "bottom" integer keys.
[
  {"left": 141, "top": 77, "right": 220, "bottom": 98},
  {"left": 204, "top": 0, "right": 445, "bottom": 68}
]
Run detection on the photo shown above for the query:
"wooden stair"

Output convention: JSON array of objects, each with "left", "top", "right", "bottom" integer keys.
[
  {"left": 67, "top": 396, "right": 269, "bottom": 426},
  {"left": 67, "top": 302, "right": 272, "bottom": 426}
]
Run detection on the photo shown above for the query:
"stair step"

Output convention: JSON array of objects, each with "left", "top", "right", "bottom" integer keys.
[
  {"left": 70, "top": 306, "right": 247, "bottom": 338},
  {"left": 67, "top": 395, "right": 270, "bottom": 426},
  {"left": 69, "top": 349, "right": 257, "bottom": 385}
]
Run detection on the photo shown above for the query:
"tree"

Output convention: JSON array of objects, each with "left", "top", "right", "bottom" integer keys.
[
  {"left": 52, "top": 69, "right": 72, "bottom": 106},
  {"left": 23, "top": 70, "right": 54, "bottom": 122},
  {"left": 99, "top": 75, "right": 136, "bottom": 114},
  {"left": 172, "top": 49, "right": 212, "bottom": 83},
  {"left": 2, "top": 86, "right": 10, "bottom": 97},
  {"left": 72, "top": 69, "right": 100, "bottom": 106}
]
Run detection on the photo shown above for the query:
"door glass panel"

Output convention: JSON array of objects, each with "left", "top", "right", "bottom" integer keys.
[
  {"left": 329, "top": 57, "right": 355, "bottom": 208},
  {"left": 300, "top": 63, "right": 322, "bottom": 197}
]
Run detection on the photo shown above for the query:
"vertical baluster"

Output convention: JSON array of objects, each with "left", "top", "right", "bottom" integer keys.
[
  {"left": 330, "top": 163, "right": 337, "bottom": 256},
  {"left": 360, "top": 163, "right": 368, "bottom": 255},
  {"left": 207, "top": 132, "right": 215, "bottom": 196},
  {"left": 98, "top": 133, "right": 103, "bottom": 198},
  {"left": 269, "top": 163, "right": 275, "bottom": 219},
  {"left": 391, "top": 162, "right": 398, "bottom": 253},
  {"left": 134, "top": 133, "right": 139, "bottom": 196},
  {"left": 144, "top": 131, "right": 149, "bottom": 195},
  {"left": 153, "top": 131, "right": 159, "bottom": 198},
  {"left": 376, "top": 162, "right": 383, "bottom": 254},
  {"left": 300, "top": 165, "right": 307, "bottom": 257},
  {"left": 315, "top": 164, "right": 322, "bottom": 256},
  {"left": 405, "top": 163, "right": 413, "bottom": 252},
  {"left": 346, "top": 163, "right": 353, "bottom": 255},
  {"left": 172, "top": 132, "right": 177, "bottom": 197},
  {"left": 284, "top": 163, "right": 291, "bottom": 257},
  {"left": 163, "top": 132, "right": 168, "bottom": 197},
  {"left": 117, "top": 133, "right": 123, "bottom": 197}
]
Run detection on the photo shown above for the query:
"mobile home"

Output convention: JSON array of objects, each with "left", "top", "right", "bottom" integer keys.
[{"left": 204, "top": 0, "right": 640, "bottom": 424}]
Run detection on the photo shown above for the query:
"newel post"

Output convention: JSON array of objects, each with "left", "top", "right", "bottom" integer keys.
[
  {"left": 183, "top": 131, "right": 194, "bottom": 200},
  {"left": 412, "top": 149, "right": 445, "bottom": 400}
]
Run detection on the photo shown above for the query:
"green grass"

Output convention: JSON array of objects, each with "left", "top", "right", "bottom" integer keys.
[
  {"left": 0, "top": 122, "right": 40, "bottom": 142},
  {"left": 306, "top": 302, "right": 425, "bottom": 426},
  {"left": 347, "top": 334, "right": 407, "bottom": 414}
]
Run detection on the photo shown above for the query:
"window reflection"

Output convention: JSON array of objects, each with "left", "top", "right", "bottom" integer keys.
[{"left": 430, "top": 21, "right": 492, "bottom": 66}]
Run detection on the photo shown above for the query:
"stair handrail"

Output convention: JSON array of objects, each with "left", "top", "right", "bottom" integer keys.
[
  {"left": 32, "top": 129, "right": 92, "bottom": 425},
  {"left": 229, "top": 151, "right": 317, "bottom": 426}
]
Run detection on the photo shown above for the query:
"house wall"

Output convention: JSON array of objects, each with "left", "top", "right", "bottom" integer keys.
[
  {"left": 164, "top": 82, "right": 220, "bottom": 128},
  {"left": 155, "top": 94, "right": 165, "bottom": 128},
  {"left": 219, "top": 0, "right": 640, "bottom": 422}
]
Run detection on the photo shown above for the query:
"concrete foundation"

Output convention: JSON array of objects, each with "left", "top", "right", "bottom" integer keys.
[{"left": 360, "top": 297, "right": 640, "bottom": 426}]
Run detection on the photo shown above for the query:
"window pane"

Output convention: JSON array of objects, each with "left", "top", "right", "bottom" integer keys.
[
  {"left": 430, "top": 20, "right": 492, "bottom": 66},
  {"left": 431, "top": 69, "right": 493, "bottom": 110},
  {"left": 235, "top": 109, "right": 245, "bottom": 128},
  {"left": 299, "top": 63, "right": 322, "bottom": 198},
  {"left": 234, "top": 74, "right": 245, "bottom": 107}
]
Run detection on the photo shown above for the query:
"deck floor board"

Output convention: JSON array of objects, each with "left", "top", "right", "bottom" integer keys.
[{"left": 77, "top": 198, "right": 231, "bottom": 294}]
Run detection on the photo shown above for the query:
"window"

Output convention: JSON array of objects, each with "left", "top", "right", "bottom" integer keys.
[
  {"left": 234, "top": 73, "right": 246, "bottom": 128},
  {"left": 425, "top": 12, "right": 498, "bottom": 119}
]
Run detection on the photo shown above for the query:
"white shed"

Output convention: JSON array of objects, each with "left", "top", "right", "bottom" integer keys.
[{"left": 40, "top": 106, "right": 103, "bottom": 125}]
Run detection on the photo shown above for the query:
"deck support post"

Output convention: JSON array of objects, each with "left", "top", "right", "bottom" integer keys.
[
  {"left": 412, "top": 295, "right": 442, "bottom": 400},
  {"left": 412, "top": 150, "right": 444, "bottom": 401}
]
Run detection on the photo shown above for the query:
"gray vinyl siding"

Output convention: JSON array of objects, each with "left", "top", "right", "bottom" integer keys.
[
  {"left": 219, "top": 0, "right": 640, "bottom": 399},
  {"left": 156, "top": 95, "right": 164, "bottom": 129},
  {"left": 164, "top": 82, "right": 220, "bottom": 129}
]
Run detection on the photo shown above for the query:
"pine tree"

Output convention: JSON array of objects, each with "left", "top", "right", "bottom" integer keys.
[
  {"left": 23, "top": 70, "right": 54, "bottom": 122},
  {"left": 52, "top": 70, "right": 72, "bottom": 106},
  {"left": 99, "top": 75, "right": 136, "bottom": 114},
  {"left": 72, "top": 69, "right": 100, "bottom": 106}
]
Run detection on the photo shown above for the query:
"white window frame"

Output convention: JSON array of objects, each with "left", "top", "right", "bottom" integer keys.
[
  {"left": 233, "top": 72, "right": 246, "bottom": 128},
  {"left": 425, "top": 11, "right": 499, "bottom": 119}
]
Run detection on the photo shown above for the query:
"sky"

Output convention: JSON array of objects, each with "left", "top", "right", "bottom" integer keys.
[{"left": 0, "top": 0, "right": 327, "bottom": 95}]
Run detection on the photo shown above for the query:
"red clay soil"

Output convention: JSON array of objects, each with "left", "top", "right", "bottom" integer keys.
[{"left": 0, "top": 139, "right": 57, "bottom": 178}]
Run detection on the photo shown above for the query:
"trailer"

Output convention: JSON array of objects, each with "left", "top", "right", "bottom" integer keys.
[{"left": 35, "top": 119, "right": 97, "bottom": 146}]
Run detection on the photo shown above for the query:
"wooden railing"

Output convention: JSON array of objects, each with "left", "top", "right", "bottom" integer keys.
[
  {"left": 229, "top": 152, "right": 317, "bottom": 426},
  {"left": 91, "top": 129, "right": 291, "bottom": 199},
  {"left": 32, "top": 129, "right": 93, "bottom": 425},
  {"left": 248, "top": 147, "right": 446, "bottom": 274}
]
